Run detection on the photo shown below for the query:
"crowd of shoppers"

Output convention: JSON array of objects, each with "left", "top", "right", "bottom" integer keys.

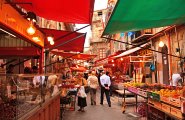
[{"left": 74, "top": 69, "right": 112, "bottom": 112}]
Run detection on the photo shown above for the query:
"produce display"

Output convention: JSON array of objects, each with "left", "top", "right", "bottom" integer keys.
[{"left": 123, "top": 81, "right": 185, "bottom": 119}]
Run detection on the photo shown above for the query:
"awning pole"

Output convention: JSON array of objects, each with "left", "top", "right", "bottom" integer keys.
[
  {"left": 45, "top": 33, "right": 86, "bottom": 53},
  {"left": 102, "top": 36, "right": 185, "bottom": 60},
  {"left": 13, "top": 58, "right": 31, "bottom": 66},
  {"left": 44, "top": 53, "right": 81, "bottom": 68},
  {"left": 0, "top": 59, "right": 17, "bottom": 67}
]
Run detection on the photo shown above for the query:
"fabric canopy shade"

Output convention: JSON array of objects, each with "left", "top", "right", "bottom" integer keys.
[
  {"left": 70, "top": 66, "right": 87, "bottom": 72},
  {"left": 42, "top": 28, "right": 86, "bottom": 52},
  {"left": 114, "top": 43, "right": 149, "bottom": 58},
  {"left": 13, "top": 0, "right": 95, "bottom": 24},
  {"left": 0, "top": 47, "right": 40, "bottom": 58},
  {"left": 51, "top": 51, "right": 96, "bottom": 60},
  {"left": 103, "top": 0, "right": 185, "bottom": 35}
]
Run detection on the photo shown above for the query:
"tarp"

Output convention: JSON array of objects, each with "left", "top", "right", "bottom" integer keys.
[
  {"left": 51, "top": 51, "right": 96, "bottom": 60},
  {"left": 41, "top": 28, "right": 86, "bottom": 52},
  {"left": 13, "top": 0, "right": 95, "bottom": 24},
  {"left": 103, "top": 0, "right": 185, "bottom": 35}
]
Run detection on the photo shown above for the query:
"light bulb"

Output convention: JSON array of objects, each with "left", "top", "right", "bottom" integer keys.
[
  {"left": 47, "top": 36, "right": 54, "bottom": 42},
  {"left": 112, "top": 64, "right": 115, "bottom": 66},
  {"left": 159, "top": 41, "right": 164, "bottom": 47},
  {"left": 27, "top": 26, "right": 36, "bottom": 35},
  {"left": 50, "top": 40, "right": 54, "bottom": 45},
  {"left": 112, "top": 60, "right": 114, "bottom": 62},
  {"left": 121, "top": 58, "right": 123, "bottom": 61},
  {"left": 32, "top": 37, "right": 40, "bottom": 42}
]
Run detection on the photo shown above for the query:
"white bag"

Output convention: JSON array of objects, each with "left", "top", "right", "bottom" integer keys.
[{"left": 77, "top": 86, "right": 87, "bottom": 98}]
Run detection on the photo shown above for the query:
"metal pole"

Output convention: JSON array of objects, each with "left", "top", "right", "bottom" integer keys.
[
  {"left": 44, "top": 53, "right": 81, "bottom": 68},
  {"left": 45, "top": 25, "right": 90, "bottom": 47}
]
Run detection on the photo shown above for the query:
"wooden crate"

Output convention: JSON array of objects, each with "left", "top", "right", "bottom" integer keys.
[
  {"left": 154, "top": 101, "right": 162, "bottom": 109},
  {"left": 160, "top": 96, "right": 170, "bottom": 103},
  {"left": 148, "top": 98, "right": 154, "bottom": 105},
  {"left": 170, "top": 106, "right": 182, "bottom": 119},
  {"left": 170, "top": 97, "right": 181, "bottom": 107},
  {"left": 162, "top": 103, "right": 170, "bottom": 113}
]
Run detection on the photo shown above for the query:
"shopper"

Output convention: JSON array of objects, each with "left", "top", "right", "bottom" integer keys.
[
  {"left": 100, "top": 71, "right": 111, "bottom": 107},
  {"left": 6, "top": 64, "right": 14, "bottom": 74},
  {"left": 31, "top": 66, "right": 45, "bottom": 101},
  {"left": 75, "top": 72, "right": 87, "bottom": 112},
  {"left": 171, "top": 73, "right": 183, "bottom": 86},
  {"left": 87, "top": 71, "right": 99, "bottom": 105}
]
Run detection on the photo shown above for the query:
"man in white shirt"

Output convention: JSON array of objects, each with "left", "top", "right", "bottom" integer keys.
[
  {"left": 171, "top": 73, "right": 183, "bottom": 86},
  {"left": 100, "top": 71, "right": 111, "bottom": 107}
]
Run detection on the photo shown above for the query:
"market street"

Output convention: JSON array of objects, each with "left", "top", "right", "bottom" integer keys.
[{"left": 63, "top": 91, "right": 144, "bottom": 120}]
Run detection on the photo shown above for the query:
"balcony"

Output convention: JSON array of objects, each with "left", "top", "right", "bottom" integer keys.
[{"left": 131, "top": 29, "right": 153, "bottom": 43}]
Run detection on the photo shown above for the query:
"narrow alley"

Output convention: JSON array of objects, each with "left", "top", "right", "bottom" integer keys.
[{"left": 62, "top": 91, "right": 143, "bottom": 120}]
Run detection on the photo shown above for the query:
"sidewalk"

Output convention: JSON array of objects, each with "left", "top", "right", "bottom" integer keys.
[{"left": 62, "top": 90, "right": 145, "bottom": 120}]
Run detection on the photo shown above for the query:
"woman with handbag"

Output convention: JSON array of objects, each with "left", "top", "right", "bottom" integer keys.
[{"left": 75, "top": 72, "right": 87, "bottom": 112}]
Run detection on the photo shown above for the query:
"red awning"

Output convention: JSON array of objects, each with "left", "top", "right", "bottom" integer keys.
[
  {"left": 0, "top": 47, "right": 40, "bottom": 57},
  {"left": 70, "top": 66, "right": 87, "bottom": 72},
  {"left": 13, "top": 0, "right": 95, "bottom": 24},
  {"left": 95, "top": 51, "right": 123, "bottom": 66},
  {"left": 51, "top": 51, "right": 96, "bottom": 60},
  {"left": 41, "top": 28, "right": 86, "bottom": 52}
]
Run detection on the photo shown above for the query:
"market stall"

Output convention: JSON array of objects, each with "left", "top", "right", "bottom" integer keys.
[{"left": 123, "top": 82, "right": 185, "bottom": 119}]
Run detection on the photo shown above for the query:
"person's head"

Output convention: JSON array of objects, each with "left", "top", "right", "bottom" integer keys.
[
  {"left": 24, "top": 67, "right": 32, "bottom": 74},
  {"left": 106, "top": 71, "right": 110, "bottom": 76},
  {"left": 91, "top": 71, "right": 96, "bottom": 76},
  {"left": 180, "top": 72, "right": 184, "bottom": 77},
  {"left": 76, "top": 72, "right": 83, "bottom": 78},
  {"left": 32, "top": 66, "right": 38, "bottom": 73},
  {"left": 7, "top": 64, "right": 14, "bottom": 73}
]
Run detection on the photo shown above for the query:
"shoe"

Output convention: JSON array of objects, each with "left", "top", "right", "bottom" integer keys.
[
  {"left": 78, "top": 108, "right": 82, "bottom": 111},
  {"left": 91, "top": 103, "right": 93, "bottom": 105},
  {"left": 94, "top": 102, "right": 96, "bottom": 105},
  {"left": 100, "top": 103, "right": 103, "bottom": 105},
  {"left": 109, "top": 104, "right": 111, "bottom": 107}
]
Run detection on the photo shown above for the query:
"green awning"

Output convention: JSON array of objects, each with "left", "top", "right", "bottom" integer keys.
[{"left": 103, "top": 0, "right": 185, "bottom": 35}]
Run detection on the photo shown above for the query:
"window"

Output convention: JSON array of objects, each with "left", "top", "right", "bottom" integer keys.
[{"left": 99, "top": 48, "right": 106, "bottom": 59}]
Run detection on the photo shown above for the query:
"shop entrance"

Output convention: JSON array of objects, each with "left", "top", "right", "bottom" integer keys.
[{"left": 161, "top": 44, "right": 170, "bottom": 85}]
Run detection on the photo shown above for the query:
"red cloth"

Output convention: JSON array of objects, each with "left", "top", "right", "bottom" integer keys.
[{"left": 14, "top": 0, "right": 95, "bottom": 24}]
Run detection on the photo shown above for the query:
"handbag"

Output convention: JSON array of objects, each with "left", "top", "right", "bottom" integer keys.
[{"left": 82, "top": 79, "right": 90, "bottom": 93}]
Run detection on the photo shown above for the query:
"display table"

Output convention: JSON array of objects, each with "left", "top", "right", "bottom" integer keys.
[{"left": 123, "top": 88, "right": 148, "bottom": 110}]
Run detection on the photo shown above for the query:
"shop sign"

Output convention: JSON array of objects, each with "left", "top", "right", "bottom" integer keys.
[{"left": 0, "top": 0, "right": 44, "bottom": 47}]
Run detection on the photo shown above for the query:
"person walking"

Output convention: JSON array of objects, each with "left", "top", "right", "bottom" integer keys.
[
  {"left": 100, "top": 71, "right": 111, "bottom": 107},
  {"left": 87, "top": 71, "right": 99, "bottom": 105},
  {"left": 75, "top": 72, "right": 87, "bottom": 112}
]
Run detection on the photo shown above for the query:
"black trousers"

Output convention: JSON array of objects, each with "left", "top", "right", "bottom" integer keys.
[{"left": 100, "top": 86, "right": 111, "bottom": 105}]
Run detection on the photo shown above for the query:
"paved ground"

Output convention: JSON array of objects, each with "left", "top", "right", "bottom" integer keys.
[{"left": 62, "top": 90, "right": 146, "bottom": 120}]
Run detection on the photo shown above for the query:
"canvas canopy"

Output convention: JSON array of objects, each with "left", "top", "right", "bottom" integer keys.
[{"left": 103, "top": 0, "right": 185, "bottom": 35}]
